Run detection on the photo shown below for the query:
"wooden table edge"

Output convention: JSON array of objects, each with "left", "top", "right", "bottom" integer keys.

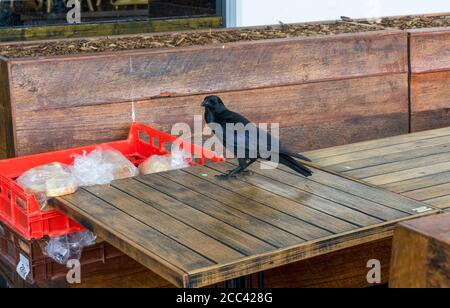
[
  {"left": 184, "top": 210, "right": 441, "bottom": 288},
  {"left": 50, "top": 197, "right": 189, "bottom": 288}
]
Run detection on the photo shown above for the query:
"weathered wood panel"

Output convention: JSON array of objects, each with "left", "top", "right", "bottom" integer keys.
[
  {"left": 409, "top": 28, "right": 450, "bottom": 73},
  {"left": 9, "top": 30, "right": 407, "bottom": 111},
  {"left": 411, "top": 71, "right": 450, "bottom": 132},
  {"left": 13, "top": 74, "right": 409, "bottom": 156},
  {"left": 409, "top": 28, "right": 450, "bottom": 132},
  {"left": 0, "top": 59, "right": 14, "bottom": 158},
  {"left": 390, "top": 213, "right": 450, "bottom": 288}
]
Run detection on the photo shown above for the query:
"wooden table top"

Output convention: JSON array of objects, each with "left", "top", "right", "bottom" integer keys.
[
  {"left": 307, "top": 127, "right": 450, "bottom": 211},
  {"left": 51, "top": 160, "right": 438, "bottom": 288}
]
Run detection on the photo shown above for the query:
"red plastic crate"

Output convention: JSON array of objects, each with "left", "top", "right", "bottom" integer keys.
[{"left": 0, "top": 123, "right": 222, "bottom": 241}]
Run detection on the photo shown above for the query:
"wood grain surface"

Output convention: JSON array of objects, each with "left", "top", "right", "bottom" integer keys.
[{"left": 51, "top": 161, "right": 438, "bottom": 288}]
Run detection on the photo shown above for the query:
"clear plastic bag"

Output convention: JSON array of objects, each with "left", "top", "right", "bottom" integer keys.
[
  {"left": 16, "top": 163, "right": 78, "bottom": 209},
  {"left": 139, "top": 146, "right": 190, "bottom": 175},
  {"left": 71, "top": 146, "right": 139, "bottom": 186},
  {"left": 42, "top": 230, "right": 97, "bottom": 265}
]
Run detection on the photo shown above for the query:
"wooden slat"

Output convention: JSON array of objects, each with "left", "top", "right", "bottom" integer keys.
[
  {"left": 382, "top": 171, "right": 450, "bottom": 194},
  {"left": 9, "top": 30, "right": 407, "bottom": 110},
  {"left": 329, "top": 142, "right": 450, "bottom": 173},
  {"left": 425, "top": 195, "right": 450, "bottom": 210},
  {"left": 404, "top": 183, "right": 450, "bottom": 201},
  {"left": 54, "top": 189, "right": 213, "bottom": 287},
  {"left": 183, "top": 165, "right": 358, "bottom": 234},
  {"left": 314, "top": 134, "right": 450, "bottom": 166},
  {"left": 12, "top": 74, "right": 409, "bottom": 156},
  {"left": 114, "top": 176, "right": 303, "bottom": 248},
  {"left": 307, "top": 127, "right": 450, "bottom": 161},
  {"left": 364, "top": 162, "right": 450, "bottom": 186},
  {"left": 343, "top": 151, "right": 450, "bottom": 179},
  {"left": 224, "top": 161, "right": 409, "bottom": 221}
]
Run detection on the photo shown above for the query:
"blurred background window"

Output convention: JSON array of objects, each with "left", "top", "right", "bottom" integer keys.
[{"left": 0, "top": 0, "right": 221, "bottom": 27}]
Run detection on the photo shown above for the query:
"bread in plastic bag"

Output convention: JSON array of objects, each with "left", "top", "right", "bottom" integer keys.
[
  {"left": 139, "top": 146, "right": 190, "bottom": 175},
  {"left": 102, "top": 148, "right": 139, "bottom": 180},
  {"left": 16, "top": 162, "right": 78, "bottom": 209},
  {"left": 41, "top": 230, "right": 97, "bottom": 265},
  {"left": 71, "top": 146, "right": 139, "bottom": 186}
]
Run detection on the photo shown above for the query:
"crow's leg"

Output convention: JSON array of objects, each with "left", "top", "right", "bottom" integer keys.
[{"left": 216, "top": 158, "right": 257, "bottom": 180}]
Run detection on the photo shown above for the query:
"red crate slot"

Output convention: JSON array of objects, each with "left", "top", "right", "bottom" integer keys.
[{"left": 0, "top": 123, "right": 222, "bottom": 241}]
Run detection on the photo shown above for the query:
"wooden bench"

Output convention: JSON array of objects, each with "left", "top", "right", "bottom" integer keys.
[
  {"left": 307, "top": 127, "right": 450, "bottom": 212},
  {"left": 50, "top": 160, "right": 438, "bottom": 288}
]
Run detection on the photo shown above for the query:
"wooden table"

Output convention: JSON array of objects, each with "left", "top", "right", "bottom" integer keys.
[
  {"left": 50, "top": 160, "right": 438, "bottom": 288},
  {"left": 390, "top": 213, "right": 450, "bottom": 288},
  {"left": 307, "top": 127, "right": 450, "bottom": 211}
]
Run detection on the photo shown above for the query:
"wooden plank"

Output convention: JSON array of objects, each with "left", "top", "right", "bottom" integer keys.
[
  {"left": 12, "top": 74, "right": 409, "bottom": 155},
  {"left": 382, "top": 171, "right": 450, "bottom": 194},
  {"left": 84, "top": 185, "right": 273, "bottom": 257},
  {"left": 53, "top": 190, "right": 214, "bottom": 288},
  {"left": 9, "top": 31, "right": 407, "bottom": 111},
  {"left": 313, "top": 134, "right": 450, "bottom": 166},
  {"left": 329, "top": 142, "right": 450, "bottom": 173},
  {"left": 364, "top": 162, "right": 450, "bottom": 186},
  {"left": 409, "top": 28, "right": 450, "bottom": 73},
  {"left": 390, "top": 213, "right": 450, "bottom": 288},
  {"left": 224, "top": 161, "right": 409, "bottom": 221},
  {"left": 307, "top": 126, "right": 450, "bottom": 161},
  {"left": 425, "top": 195, "right": 450, "bottom": 210},
  {"left": 0, "top": 60, "right": 14, "bottom": 158},
  {"left": 403, "top": 183, "right": 450, "bottom": 201},
  {"left": 343, "top": 151, "right": 450, "bottom": 179},
  {"left": 411, "top": 71, "right": 450, "bottom": 132},
  {"left": 112, "top": 177, "right": 302, "bottom": 248},
  {"left": 182, "top": 166, "right": 359, "bottom": 234}
]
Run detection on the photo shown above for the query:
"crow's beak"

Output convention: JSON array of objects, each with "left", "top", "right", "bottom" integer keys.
[{"left": 201, "top": 100, "right": 208, "bottom": 108}]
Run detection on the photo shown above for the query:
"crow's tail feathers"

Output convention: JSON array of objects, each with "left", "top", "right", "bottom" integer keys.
[
  {"left": 279, "top": 154, "right": 313, "bottom": 177},
  {"left": 281, "top": 149, "right": 312, "bottom": 162}
]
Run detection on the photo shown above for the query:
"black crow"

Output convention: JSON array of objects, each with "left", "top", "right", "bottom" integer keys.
[{"left": 201, "top": 95, "right": 313, "bottom": 179}]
